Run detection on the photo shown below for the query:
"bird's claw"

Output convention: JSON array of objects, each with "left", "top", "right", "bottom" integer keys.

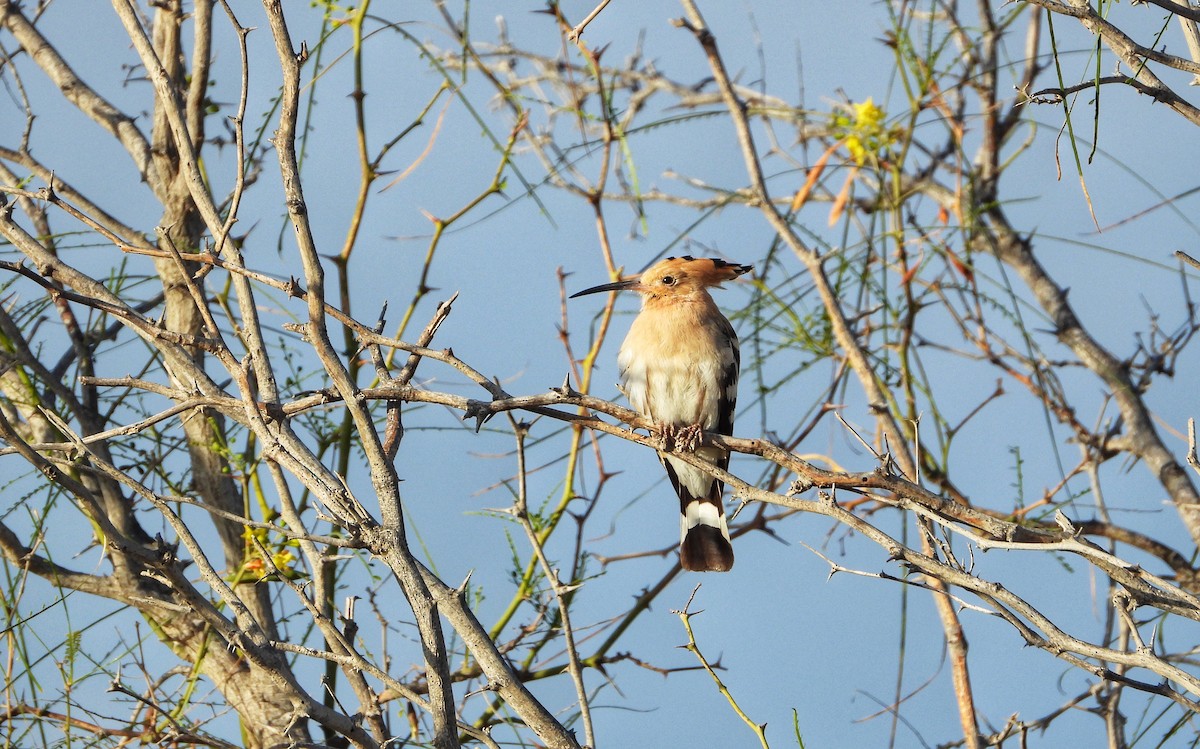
[{"left": 659, "top": 422, "right": 704, "bottom": 452}]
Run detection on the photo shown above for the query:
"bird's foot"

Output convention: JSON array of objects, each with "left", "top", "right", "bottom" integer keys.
[{"left": 659, "top": 422, "right": 705, "bottom": 452}]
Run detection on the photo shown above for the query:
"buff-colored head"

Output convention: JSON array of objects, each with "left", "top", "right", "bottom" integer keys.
[{"left": 570, "top": 256, "right": 752, "bottom": 301}]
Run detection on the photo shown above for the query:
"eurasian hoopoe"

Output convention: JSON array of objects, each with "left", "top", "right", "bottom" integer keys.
[{"left": 571, "top": 256, "right": 752, "bottom": 572}]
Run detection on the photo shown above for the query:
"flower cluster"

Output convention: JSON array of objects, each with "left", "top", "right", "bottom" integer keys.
[{"left": 834, "top": 98, "right": 893, "bottom": 165}]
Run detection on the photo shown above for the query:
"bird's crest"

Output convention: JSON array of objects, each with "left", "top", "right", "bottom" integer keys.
[{"left": 638, "top": 256, "right": 752, "bottom": 294}]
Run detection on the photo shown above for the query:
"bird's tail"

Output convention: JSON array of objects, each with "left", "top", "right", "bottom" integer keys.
[{"left": 679, "top": 492, "right": 734, "bottom": 572}]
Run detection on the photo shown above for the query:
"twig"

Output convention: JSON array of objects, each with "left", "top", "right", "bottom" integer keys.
[
  {"left": 674, "top": 586, "right": 770, "bottom": 749},
  {"left": 506, "top": 414, "right": 596, "bottom": 747},
  {"left": 1187, "top": 418, "right": 1200, "bottom": 479},
  {"left": 568, "top": 0, "right": 613, "bottom": 41}
]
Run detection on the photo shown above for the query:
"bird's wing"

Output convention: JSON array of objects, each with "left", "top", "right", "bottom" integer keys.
[{"left": 714, "top": 315, "right": 740, "bottom": 476}]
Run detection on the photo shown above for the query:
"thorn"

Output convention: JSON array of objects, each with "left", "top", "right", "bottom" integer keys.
[
  {"left": 1054, "top": 509, "right": 1077, "bottom": 535},
  {"left": 555, "top": 372, "right": 577, "bottom": 396},
  {"left": 456, "top": 570, "right": 474, "bottom": 596}
]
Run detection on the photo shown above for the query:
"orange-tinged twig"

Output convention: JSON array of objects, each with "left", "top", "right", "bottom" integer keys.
[
  {"left": 789, "top": 139, "right": 841, "bottom": 213},
  {"left": 828, "top": 165, "right": 859, "bottom": 226}
]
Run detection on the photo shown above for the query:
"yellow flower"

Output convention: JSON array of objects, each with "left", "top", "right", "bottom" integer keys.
[
  {"left": 838, "top": 97, "right": 890, "bottom": 165},
  {"left": 852, "top": 98, "right": 885, "bottom": 129},
  {"left": 272, "top": 549, "right": 297, "bottom": 571},
  {"left": 846, "top": 136, "right": 868, "bottom": 164}
]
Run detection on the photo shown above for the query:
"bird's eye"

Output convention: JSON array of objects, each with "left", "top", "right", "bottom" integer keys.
[{"left": 661, "top": 275, "right": 675, "bottom": 285}]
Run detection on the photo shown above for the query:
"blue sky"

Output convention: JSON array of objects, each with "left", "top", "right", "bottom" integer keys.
[{"left": 4, "top": 1, "right": 1200, "bottom": 747}]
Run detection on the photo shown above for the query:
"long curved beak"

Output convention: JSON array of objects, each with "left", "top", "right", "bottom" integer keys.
[{"left": 569, "top": 278, "right": 640, "bottom": 298}]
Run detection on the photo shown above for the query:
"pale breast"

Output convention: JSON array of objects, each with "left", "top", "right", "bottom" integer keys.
[{"left": 617, "top": 310, "right": 736, "bottom": 430}]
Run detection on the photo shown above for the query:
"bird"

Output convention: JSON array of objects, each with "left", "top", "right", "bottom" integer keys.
[{"left": 571, "top": 256, "right": 752, "bottom": 572}]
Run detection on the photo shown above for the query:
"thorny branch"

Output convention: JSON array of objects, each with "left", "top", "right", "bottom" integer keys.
[{"left": 14, "top": 272, "right": 1200, "bottom": 710}]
